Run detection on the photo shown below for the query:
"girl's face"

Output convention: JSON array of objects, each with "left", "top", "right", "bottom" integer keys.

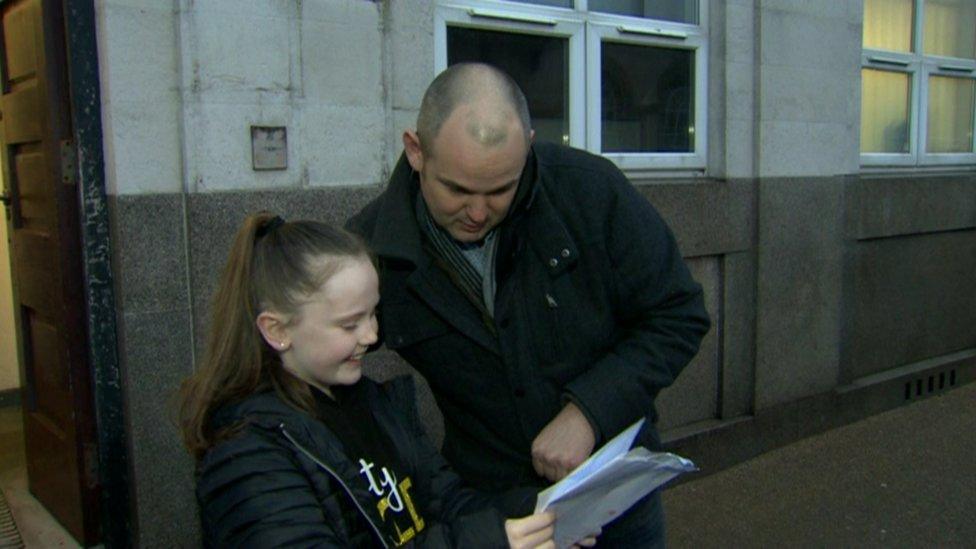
[{"left": 279, "top": 257, "right": 379, "bottom": 397}]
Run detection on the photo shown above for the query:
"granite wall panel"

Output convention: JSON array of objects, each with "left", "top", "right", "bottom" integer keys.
[
  {"left": 637, "top": 179, "right": 756, "bottom": 258},
  {"left": 110, "top": 194, "right": 197, "bottom": 546},
  {"left": 109, "top": 194, "right": 188, "bottom": 313},
  {"left": 722, "top": 250, "right": 757, "bottom": 419},
  {"left": 755, "top": 177, "right": 845, "bottom": 409},
  {"left": 846, "top": 230, "right": 976, "bottom": 380},
  {"left": 658, "top": 255, "right": 722, "bottom": 430},
  {"left": 116, "top": 309, "right": 197, "bottom": 547},
  {"left": 848, "top": 175, "right": 976, "bottom": 240}
]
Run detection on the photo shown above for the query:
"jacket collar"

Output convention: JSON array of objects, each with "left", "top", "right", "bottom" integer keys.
[
  {"left": 521, "top": 182, "right": 579, "bottom": 278},
  {"left": 211, "top": 379, "right": 416, "bottom": 549},
  {"left": 505, "top": 144, "right": 578, "bottom": 277},
  {"left": 211, "top": 378, "right": 413, "bottom": 434},
  {"left": 367, "top": 154, "right": 427, "bottom": 266}
]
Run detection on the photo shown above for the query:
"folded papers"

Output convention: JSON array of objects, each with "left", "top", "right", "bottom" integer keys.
[{"left": 534, "top": 419, "right": 696, "bottom": 548}]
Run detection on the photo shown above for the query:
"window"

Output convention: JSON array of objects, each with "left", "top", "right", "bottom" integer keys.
[
  {"left": 435, "top": 0, "right": 708, "bottom": 172},
  {"left": 861, "top": 0, "right": 976, "bottom": 166}
]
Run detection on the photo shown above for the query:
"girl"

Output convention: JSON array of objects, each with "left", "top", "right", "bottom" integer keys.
[{"left": 178, "top": 212, "right": 564, "bottom": 548}]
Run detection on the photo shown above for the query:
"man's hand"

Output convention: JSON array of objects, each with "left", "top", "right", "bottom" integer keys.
[
  {"left": 531, "top": 402, "right": 596, "bottom": 482},
  {"left": 505, "top": 511, "right": 556, "bottom": 549}
]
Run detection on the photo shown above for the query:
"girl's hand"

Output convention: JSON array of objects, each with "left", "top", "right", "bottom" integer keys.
[{"left": 505, "top": 511, "right": 556, "bottom": 549}]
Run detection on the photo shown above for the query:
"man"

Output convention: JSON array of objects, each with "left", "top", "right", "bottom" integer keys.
[{"left": 348, "top": 63, "right": 709, "bottom": 546}]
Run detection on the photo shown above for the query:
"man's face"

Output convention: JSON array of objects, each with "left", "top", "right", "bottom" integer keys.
[{"left": 405, "top": 108, "right": 531, "bottom": 243}]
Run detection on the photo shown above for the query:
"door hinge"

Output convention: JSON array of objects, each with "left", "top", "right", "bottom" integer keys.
[
  {"left": 61, "top": 140, "right": 77, "bottom": 186},
  {"left": 83, "top": 442, "right": 99, "bottom": 489}
]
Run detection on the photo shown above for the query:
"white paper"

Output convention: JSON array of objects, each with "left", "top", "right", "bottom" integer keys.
[{"left": 534, "top": 419, "right": 696, "bottom": 549}]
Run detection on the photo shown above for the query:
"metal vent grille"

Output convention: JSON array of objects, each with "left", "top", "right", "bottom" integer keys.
[
  {"left": 0, "top": 487, "right": 25, "bottom": 548},
  {"left": 904, "top": 369, "right": 957, "bottom": 400}
]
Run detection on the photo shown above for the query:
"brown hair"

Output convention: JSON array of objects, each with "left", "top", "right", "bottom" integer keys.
[{"left": 178, "top": 212, "right": 372, "bottom": 460}]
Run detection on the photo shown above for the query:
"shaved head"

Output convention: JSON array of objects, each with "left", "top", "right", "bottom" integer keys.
[{"left": 416, "top": 63, "right": 532, "bottom": 157}]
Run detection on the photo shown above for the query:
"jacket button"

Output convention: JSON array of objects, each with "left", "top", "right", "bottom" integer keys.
[
  {"left": 549, "top": 258, "right": 559, "bottom": 267},
  {"left": 499, "top": 317, "right": 510, "bottom": 329},
  {"left": 514, "top": 388, "right": 526, "bottom": 398},
  {"left": 561, "top": 248, "right": 570, "bottom": 258}
]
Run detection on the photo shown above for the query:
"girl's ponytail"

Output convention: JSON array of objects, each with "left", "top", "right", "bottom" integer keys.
[{"left": 179, "top": 213, "right": 281, "bottom": 459}]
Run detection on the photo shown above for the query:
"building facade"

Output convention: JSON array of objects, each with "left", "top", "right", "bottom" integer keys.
[{"left": 13, "top": 0, "right": 971, "bottom": 545}]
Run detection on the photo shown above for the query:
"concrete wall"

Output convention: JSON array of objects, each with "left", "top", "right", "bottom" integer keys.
[
  {"left": 755, "top": 0, "right": 862, "bottom": 178},
  {"left": 97, "top": 0, "right": 390, "bottom": 196},
  {"left": 96, "top": 0, "right": 974, "bottom": 546}
]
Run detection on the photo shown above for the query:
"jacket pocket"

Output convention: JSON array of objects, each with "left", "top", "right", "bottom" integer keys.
[{"left": 534, "top": 274, "right": 616, "bottom": 383}]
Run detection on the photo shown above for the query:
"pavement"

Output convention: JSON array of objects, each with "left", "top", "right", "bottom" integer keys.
[
  {"left": 663, "top": 381, "right": 976, "bottom": 548},
  {"left": 1, "top": 383, "right": 973, "bottom": 548}
]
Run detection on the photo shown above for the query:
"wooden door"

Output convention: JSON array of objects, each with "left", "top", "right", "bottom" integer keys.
[{"left": 0, "top": 0, "right": 100, "bottom": 544}]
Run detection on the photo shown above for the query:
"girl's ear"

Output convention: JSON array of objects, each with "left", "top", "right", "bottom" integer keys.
[{"left": 256, "top": 311, "right": 291, "bottom": 351}]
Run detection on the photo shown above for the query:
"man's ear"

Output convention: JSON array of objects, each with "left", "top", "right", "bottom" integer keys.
[
  {"left": 403, "top": 130, "right": 425, "bottom": 173},
  {"left": 528, "top": 128, "right": 535, "bottom": 145},
  {"left": 256, "top": 311, "right": 290, "bottom": 351}
]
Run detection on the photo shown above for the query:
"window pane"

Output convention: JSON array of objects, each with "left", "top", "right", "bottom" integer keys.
[
  {"left": 863, "top": 0, "right": 914, "bottom": 52},
  {"left": 923, "top": 0, "right": 976, "bottom": 59},
  {"left": 447, "top": 27, "right": 569, "bottom": 145},
  {"left": 927, "top": 75, "right": 975, "bottom": 152},
  {"left": 860, "top": 68, "right": 911, "bottom": 153},
  {"left": 589, "top": 0, "right": 698, "bottom": 24},
  {"left": 601, "top": 42, "right": 694, "bottom": 152}
]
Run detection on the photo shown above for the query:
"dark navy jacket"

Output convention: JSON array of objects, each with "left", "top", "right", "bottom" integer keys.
[
  {"left": 347, "top": 142, "right": 711, "bottom": 492},
  {"left": 196, "top": 376, "right": 525, "bottom": 548}
]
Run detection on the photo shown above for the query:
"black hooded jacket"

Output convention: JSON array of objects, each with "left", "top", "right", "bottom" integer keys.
[{"left": 196, "top": 376, "right": 531, "bottom": 548}]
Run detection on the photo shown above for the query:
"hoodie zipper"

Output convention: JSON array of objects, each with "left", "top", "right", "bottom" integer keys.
[{"left": 279, "top": 424, "right": 392, "bottom": 549}]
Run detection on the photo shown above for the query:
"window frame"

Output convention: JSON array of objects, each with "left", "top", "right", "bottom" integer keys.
[
  {"left": 435, "top": 0, "right": 708, "bottom": 173},
  {"left": 434, "top": 2, "right": 587, "bottom": 148},
  {"left": 585, "top": 15, "right": 707, "bottom": 170},
  {"left": 860, "top": 0, "right": 976, "bottom": 168},
  {"left": 918, "top": 62, "right": 976, "bottom": 165}
]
